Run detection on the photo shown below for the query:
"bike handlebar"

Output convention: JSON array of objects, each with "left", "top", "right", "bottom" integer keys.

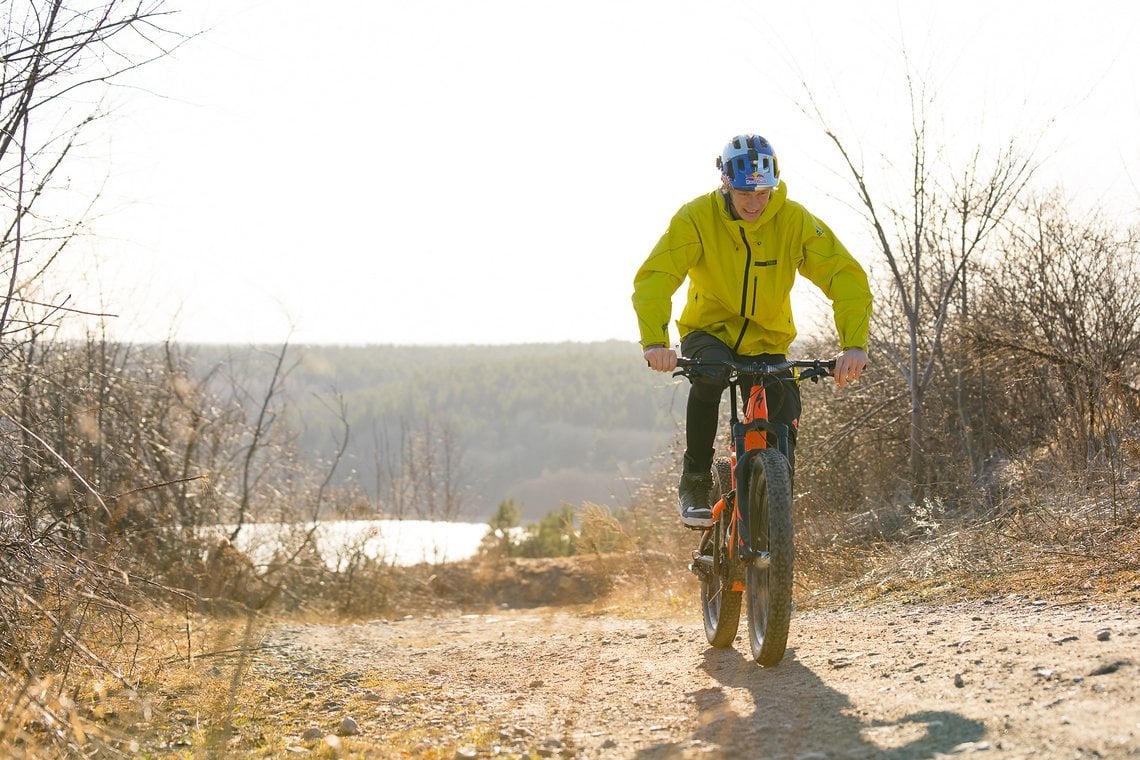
[{"left": 673, "top": 357, "right": 836, "bottom": 383}]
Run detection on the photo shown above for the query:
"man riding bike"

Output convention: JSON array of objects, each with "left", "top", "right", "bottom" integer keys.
[{"left": 632, "top": 134, "right": 873, "bottom": 528}]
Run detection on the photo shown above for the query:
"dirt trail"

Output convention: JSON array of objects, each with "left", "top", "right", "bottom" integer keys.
[{"left": 259, "top": 593, "right": 1139, "bottom": 758}]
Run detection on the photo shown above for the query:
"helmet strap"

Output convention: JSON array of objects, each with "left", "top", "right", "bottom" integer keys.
[{"left": 720, "top": 186, "right": 743, "bottom": 221}]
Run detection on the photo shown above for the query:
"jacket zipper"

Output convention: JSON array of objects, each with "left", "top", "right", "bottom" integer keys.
[{"left": 734, "top": 228, "right": 752, "bottom": 351}]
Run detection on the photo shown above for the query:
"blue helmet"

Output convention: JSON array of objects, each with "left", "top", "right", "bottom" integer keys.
[{"left": 717, "top": 134, "right": 779, "bottom": 190}]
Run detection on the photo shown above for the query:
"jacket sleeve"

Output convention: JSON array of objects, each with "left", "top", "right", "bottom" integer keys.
[
  {"left": 796, "top": 214, "right": 873, "bottom": 350},
  {"left": 631, "top": 210, "right": 702, "bottom": 348}
]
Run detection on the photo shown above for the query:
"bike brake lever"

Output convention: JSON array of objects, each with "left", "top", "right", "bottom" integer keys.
[{"left": 798, "top": 367, "right": 831, "bottom": 384}]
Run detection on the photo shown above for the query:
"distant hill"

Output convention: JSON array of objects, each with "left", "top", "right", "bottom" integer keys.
[{"left": 186, "top": 341, "right": 687, "bottom": 522}]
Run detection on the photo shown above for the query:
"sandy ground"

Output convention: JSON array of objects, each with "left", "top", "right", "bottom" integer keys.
[{"left": 259, "top": 593, "right": 1140, "bottom": 758}]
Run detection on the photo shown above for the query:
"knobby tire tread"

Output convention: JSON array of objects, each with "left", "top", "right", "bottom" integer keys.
[
  {"left": 702, "top": 458, "right": 740, "bottom": 647},
  {"left": 746, "top": 448, "right": 794, "bottom": 666}
]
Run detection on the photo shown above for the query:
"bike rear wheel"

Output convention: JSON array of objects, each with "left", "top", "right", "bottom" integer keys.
[
  {"left": 744, "top": 448, "right": 794, "bottom": 666},
  {"left": 701, "top": 457, "right": 740, "bottom": 647}
]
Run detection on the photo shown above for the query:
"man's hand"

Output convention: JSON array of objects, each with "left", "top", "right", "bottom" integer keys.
[
  {"left": 643, "top": 345, "right": 678, "bottom": 373},
  {"left": 832, "top": 347, "right": 868, "bottom": 388}
]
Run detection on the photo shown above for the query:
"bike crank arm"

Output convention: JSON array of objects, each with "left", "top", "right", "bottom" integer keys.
[{"left": 690, "top": 555, "right": 737, "bottom": 601}]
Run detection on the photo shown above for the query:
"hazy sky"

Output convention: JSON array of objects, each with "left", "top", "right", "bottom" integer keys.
[{"left": 61, "top": 0, "right": 1140, "bottom": 346}]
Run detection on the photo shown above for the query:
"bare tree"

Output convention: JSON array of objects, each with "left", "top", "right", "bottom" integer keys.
[
  {"left": 374, "top": 413, "right": 468, "bottom": 521},
  {"left": 806, "top": 75, "right": 1038, "bottom": 500},
  {"left": 228, "top": 341, "right": 295, "bottom": 541},
  {"left": 1, "top": 1, "right": 181, "bottom": 356}
]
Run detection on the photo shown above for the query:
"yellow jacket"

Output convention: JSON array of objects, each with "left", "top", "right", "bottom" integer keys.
[{"left": 632, "top": 182, "right": 872, "bottom": 354}]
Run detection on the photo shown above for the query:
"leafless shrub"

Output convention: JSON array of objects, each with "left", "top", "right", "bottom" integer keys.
[{"left": 966, "top": 194, "right": 1140, "bottom": 519}]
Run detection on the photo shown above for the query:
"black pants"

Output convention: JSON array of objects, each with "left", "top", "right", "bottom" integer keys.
[{"left": 680, "top": 331, "right": 802, "bottom": 475}]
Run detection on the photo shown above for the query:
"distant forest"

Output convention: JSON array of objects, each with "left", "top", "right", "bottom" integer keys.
[{"left": 185, "top": 341, "right": 686, "bottom": 522}]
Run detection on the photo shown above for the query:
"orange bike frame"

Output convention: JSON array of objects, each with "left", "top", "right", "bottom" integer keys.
[{"left": 710, "top": 383, "right": 771, "bottom": 588}]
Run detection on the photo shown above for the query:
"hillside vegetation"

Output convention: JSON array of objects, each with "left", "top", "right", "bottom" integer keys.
[{"left": 186, "top": 340, "right": 684, "bottom": 522}]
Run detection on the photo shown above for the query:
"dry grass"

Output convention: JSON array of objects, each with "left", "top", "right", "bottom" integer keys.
[
  {"left": 9, "top": 610, "right": 514, "bottom": 758},
  {"left": 0, "top": 601, "right": 238, "bottom": 758},
  {"left": 796, "top": 497, "right": 1140, "bottom": 609},
  {"left": 863, "top": 516, "right": 1138, "bottom": 604}
]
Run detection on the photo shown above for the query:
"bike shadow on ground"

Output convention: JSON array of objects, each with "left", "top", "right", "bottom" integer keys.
[{"left": 635, "top": 645, "right": 986, "bottom": 760}]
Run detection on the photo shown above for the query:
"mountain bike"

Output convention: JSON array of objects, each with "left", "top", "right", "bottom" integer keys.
[{"left": 674, "top": 356, "right": 834, "bottom": 666}]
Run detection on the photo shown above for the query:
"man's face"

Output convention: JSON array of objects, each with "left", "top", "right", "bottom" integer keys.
[{"left": 725, "top": 185, "right": 773, "bottom": 222}]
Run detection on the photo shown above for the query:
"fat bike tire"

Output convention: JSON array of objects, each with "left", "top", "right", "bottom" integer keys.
[
  {"left": 744, "top": 448, "right": 794, "bottom": 666},
  {"left": 701, "top": 457, "right": 740, "bottom": 648}
]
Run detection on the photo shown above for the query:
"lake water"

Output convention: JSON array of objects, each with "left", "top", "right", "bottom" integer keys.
[{"left": 218, "top": 519, "right": 493, "bottom": 569}]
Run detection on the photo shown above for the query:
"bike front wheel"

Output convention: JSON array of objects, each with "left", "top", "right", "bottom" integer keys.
[
  {"left": 744, "top": 448, "right": 794, "bottom": 666},
  {"left": 701, "top": 457, "right": 740, "bottom": 647}
]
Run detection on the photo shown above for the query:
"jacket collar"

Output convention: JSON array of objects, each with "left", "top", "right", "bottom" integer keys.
[{"left": 718, "top": 181, "right": 787, "bottom": 225}]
